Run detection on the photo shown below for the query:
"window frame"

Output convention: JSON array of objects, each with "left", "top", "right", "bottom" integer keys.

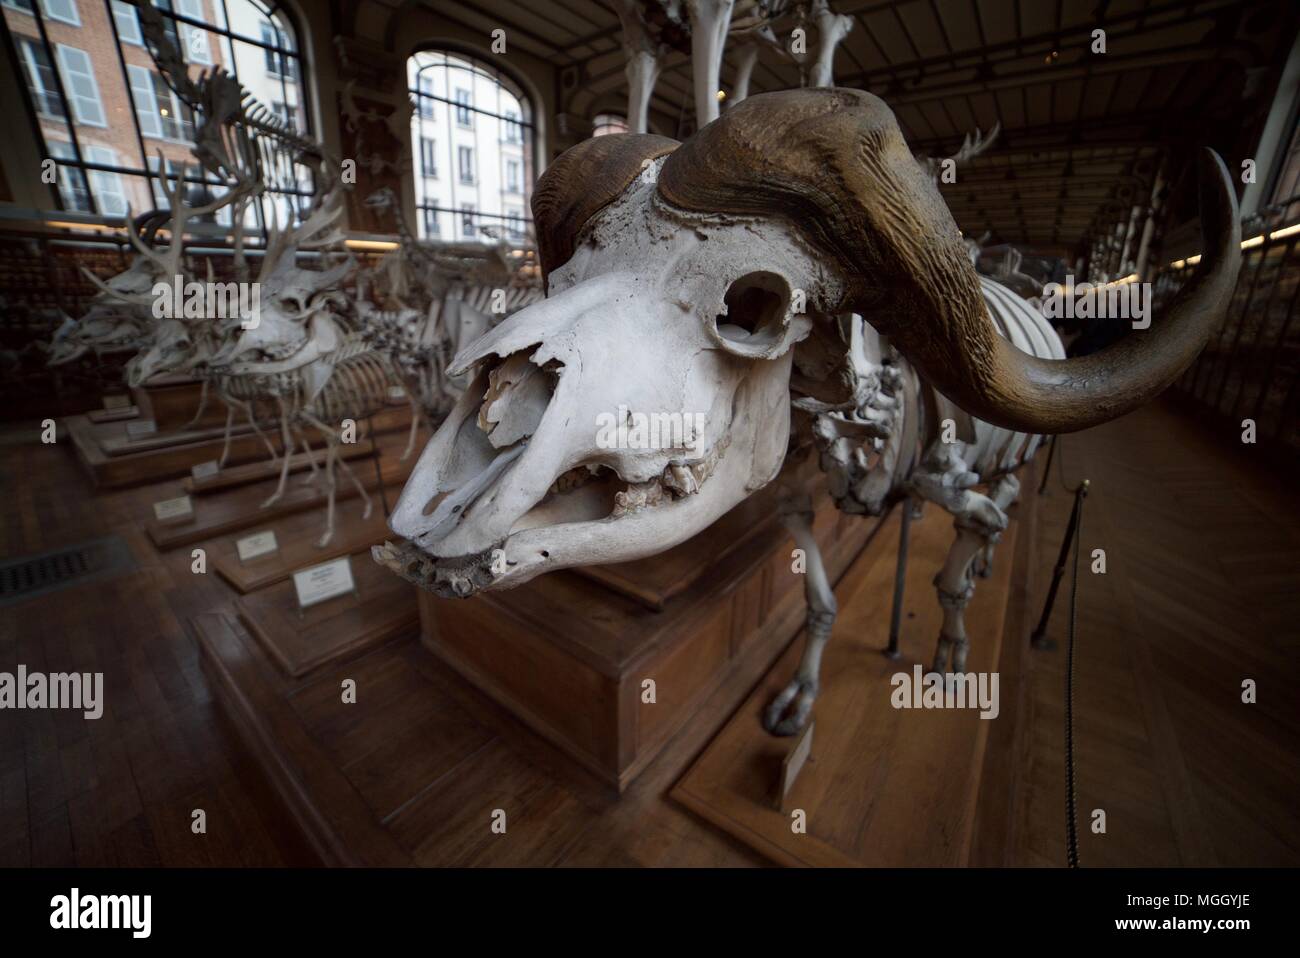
[
  {"left": 1, "top": 0, "right": 315, "bottom": 222},
  {"left": 409, "top": 47, "right": 538, "bottom": 244}
]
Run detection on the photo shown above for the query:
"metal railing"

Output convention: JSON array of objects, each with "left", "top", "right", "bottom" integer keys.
[{"left": 1154, "top": 208, "right": 1300, "bottom": 456}]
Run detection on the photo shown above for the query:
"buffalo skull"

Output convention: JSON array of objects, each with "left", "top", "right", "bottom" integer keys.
[{"left": 377, "top": 88, "right": 1238, "bottom": 598}]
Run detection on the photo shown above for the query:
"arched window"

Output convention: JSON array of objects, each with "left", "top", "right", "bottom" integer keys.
[
  {"left": 409, "top": 48, "right": 536, "bottom": 243},
  {"left": 592, "top": 113, "right": 628, "bottom": 138},
  {"left": 1, "top": 0, "right": 312, "bottom": 227}
]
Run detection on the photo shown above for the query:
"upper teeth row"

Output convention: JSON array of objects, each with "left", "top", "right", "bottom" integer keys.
[{"left": 611, "top": 438, "right": 728, "bottom": 518}]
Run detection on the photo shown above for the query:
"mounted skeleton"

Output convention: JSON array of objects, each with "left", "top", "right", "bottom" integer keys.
[
  {"left": 354, "top": 180, "right": 543, "bottom": 451},
  {"left": 84, "top": 1, "right": 412, "bottom": 545},
  {"left": 375, "top": 87, "right": 1240, "bottom": 741}
]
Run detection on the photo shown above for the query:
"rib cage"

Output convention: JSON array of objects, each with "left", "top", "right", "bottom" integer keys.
[
  {"left": 814, "top": 276, "right": 1065, "bottom": 516},
  {"left": 922, "top": 277, "right": 1065, "bottom": 480},
  {"left": 448, "top": 284, "right": 544, "bottom": 316},
  {"left": 215, "top": 334, "right": 399, "bottom": 426}
]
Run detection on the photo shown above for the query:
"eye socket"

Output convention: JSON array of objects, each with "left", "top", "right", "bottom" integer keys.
[{"left": 711, "top": 270, "right": 793, "bottom": 356}]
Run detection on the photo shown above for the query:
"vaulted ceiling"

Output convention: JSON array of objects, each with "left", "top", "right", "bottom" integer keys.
[{"left": 366, "top": 0, "right": 1298, "bottom": 256}]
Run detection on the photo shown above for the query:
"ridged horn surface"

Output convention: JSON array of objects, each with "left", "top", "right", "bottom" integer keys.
[
  {"left": 532, "top": 133, "right": 678, "bottom": 284},
  {"left": 658, "top": 88, "right": 1241, "bottom": 434}
]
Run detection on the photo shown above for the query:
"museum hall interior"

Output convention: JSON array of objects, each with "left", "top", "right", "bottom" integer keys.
[{"left": 0, "top": 0, "right": 1296, "bottom": 887}]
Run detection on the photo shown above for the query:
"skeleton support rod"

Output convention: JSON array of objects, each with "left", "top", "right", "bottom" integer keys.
[{"left": 885, "top": 499, "right": 913, "bottom": 659}]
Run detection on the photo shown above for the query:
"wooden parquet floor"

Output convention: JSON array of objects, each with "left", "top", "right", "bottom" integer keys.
[
  {"left": 0, "top": 396, "right": 1295, "bottom": 867},
  {"left": 1013, "top": 400, "right": 1300, "bottom": 866}
]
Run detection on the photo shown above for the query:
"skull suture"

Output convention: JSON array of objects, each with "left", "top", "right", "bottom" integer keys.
[{"left": 378, "top": 88, "right": 1239, "bottom": 599}]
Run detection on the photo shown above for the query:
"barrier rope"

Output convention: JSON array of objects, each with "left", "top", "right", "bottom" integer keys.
[
  {"left": 1064, "top": 479, "right": 1087, "bottom": 868},
  {"left": 1033, "top": 441, "right": 1089, "bottom": 868}
]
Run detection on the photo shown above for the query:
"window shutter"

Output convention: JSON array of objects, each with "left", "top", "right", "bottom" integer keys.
[
  {"left": 42, "top": 0, "right": 80, "bottom": 26},
  {"left": 110, "top": 0, "right": 141, "bottom": 43},
  {"left": 127, "top": 65, "right": 161, "bottom": 138},
  {"left": 55, "top": 45, "right": 105, "bottom": 126}
]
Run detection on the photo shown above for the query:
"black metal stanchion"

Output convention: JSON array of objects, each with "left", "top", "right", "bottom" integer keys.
[
  {"left": 1030, "top": 479, "right": 1088, "bottom": 651},
  {"left": 1037, "top": 434, "right": 1058, "bottom": 495},
  {"left": 884, "top": 499, "right": 914, "bottom": 659}
]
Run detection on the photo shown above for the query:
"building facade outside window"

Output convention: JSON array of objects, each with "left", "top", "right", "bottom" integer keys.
[
  {"left": 409, "top": 48, "right": 536, "bottom": 243},
  {"left": 2, "top": 0, "right": 312, "bottom": 228}
]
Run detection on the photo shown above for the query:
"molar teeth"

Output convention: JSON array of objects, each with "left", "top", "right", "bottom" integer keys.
[
  {"left": 663, "top": 463, "right": 698, "bottom": 497},
  {"left": 611, "top": 479, "right": 662, "bottom": 517}
]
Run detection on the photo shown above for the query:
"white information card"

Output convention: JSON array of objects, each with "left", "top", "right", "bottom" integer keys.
[
  {"left": 152, "top": 495, "right": 194, "bottom": 523},
  {"left": 191, "top": 460, "right": 220, "bottom": 481},
  {"left": 292, "top": 556, "right": 356, "bottom": 610},
  {"left": 103, "top": 394, "right": 131, "bottom": 411},
  {"left": 126, "top": 419, "right": 159, "bottom": 439},
  {"left": 236, "top": 530, "right": 279, "bottom": 564}
]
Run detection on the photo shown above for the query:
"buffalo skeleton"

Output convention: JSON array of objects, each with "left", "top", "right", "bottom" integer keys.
[{"left": 375, "top": 88, "right": 1240, "bottom": 739}]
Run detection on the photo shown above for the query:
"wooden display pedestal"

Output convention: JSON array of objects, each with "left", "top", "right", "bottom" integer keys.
[
  {"left": 195, "top": 479, "right": 888, "bottom": 864},
  {"left": 65, "top": 401, "right": 412, "bottom": 489},
  {"left": 132, "top": 376, "right": 230, "bottom": 431},
  {"left": 235, "top": 551, "right": 418, "bottom": 679},
  {"left": 145, "top": 443, "right": 412, "bottom": 551},
  {"left": 214, "top": 507, "right": 394, "bottom": 594},
  {"left": 672, "top": 481, "right": 1038, "bottom": 866},
  {"left": 417, "top": 482, "right": 884, "bottom": 792}
]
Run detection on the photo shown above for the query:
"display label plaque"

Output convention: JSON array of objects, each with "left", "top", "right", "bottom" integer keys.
[
  {"left": 236, "top": 530, "right": 279, "bottom": 564},
  {"left": 103, "top": 394, "right": 131, "bottom": 411},
  {"left": 126, "top": 419, "right": 158, "bottom": 439},
  {"left": 152, "top": 495, "right": 193, "bottom": 523},
  {"left": 388, "top": 384, "right": 406, "bottom": 400},
  {"left": 191, "top": 459, "right": 220, "bottom": 481},
  {"left": 777, "top": 720, "right": 815, "bottom": 811},
  {"left": 292, "top": 556, "right": 356, "bottom": 610}
]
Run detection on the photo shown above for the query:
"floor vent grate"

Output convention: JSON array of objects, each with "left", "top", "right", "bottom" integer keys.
[{"left": 0, "top": 536, "right": 136, "bottom": 607}]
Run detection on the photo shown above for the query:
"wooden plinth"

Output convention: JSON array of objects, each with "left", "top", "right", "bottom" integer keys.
[
  {"left": 671, "top": 497, "right": 1028, "bottom": 867},
  {"left": 417, "top": 482, "right": 884, "bottom": 791},
  {"left": 194, "top": 485, "right": 887, "bottom": 865},
  {"left": 235, "top": 552, "right": 418, "bottom": 679},
  {"left": 146, "top": 453, "right": 409, "bottom": 551},
  {"left": 214, "top": 507, "right": 394, "bottom": 594},
  {"left": 65, "top": 404, "right": 412, "bottom": 489},
  {"left": 183, "top": 440, "right": 376, "bottom": 495},
  {"left": 133, "top": 377, "right": 229, "bottom": 431},
  {"left": 87, "top": 405, "right": 139, "bottom": 423}
]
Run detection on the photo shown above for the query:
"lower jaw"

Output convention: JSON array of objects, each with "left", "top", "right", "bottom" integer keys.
[{"left": 371, "top": 540, "right": 499, "bottom": 598}]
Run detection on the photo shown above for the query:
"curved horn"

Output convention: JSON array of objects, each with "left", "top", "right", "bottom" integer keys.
[
  {"left": 531, "top": 133, "right": 677, "bottom": 287},
  {"left": 657, "top": 88, "right": 1241, "bottom": 434}
]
